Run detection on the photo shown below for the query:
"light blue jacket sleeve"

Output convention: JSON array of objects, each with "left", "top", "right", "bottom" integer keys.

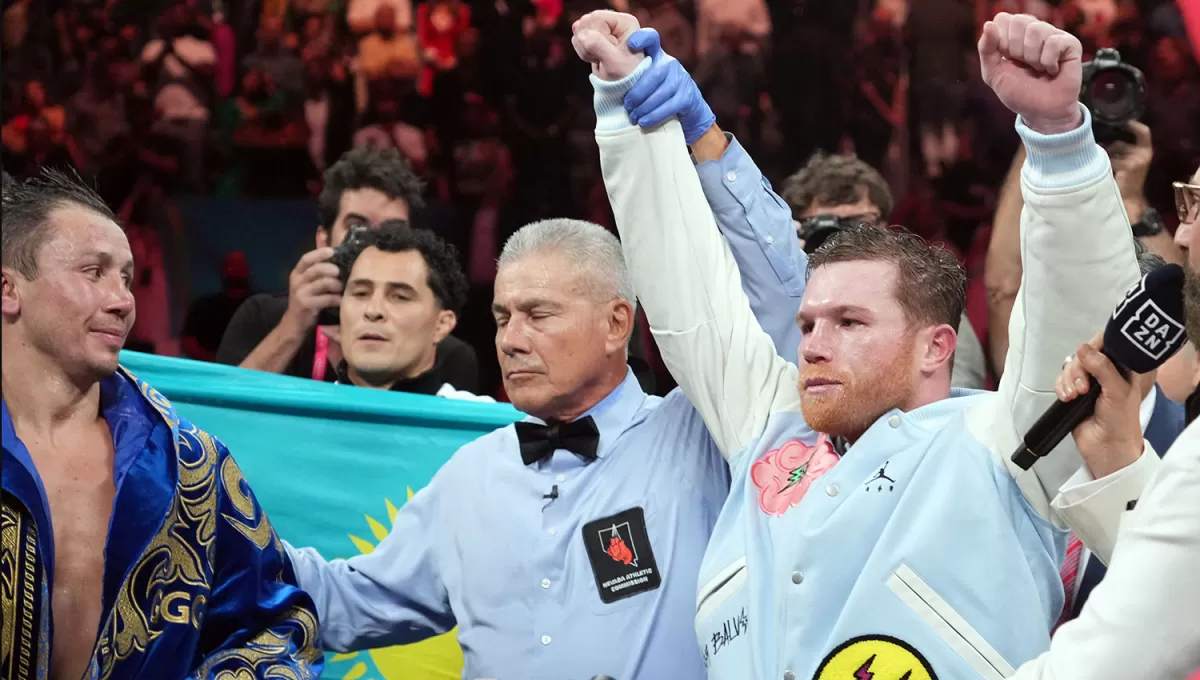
[
  {"left": 695, "top": 135, "right": 806, "bottom": 360},
  {"left": 283, "top": 472, "right": 455, "bottom": 652}
]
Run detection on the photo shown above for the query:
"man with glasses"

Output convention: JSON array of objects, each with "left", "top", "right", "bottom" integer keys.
[
  {"left": 1174, "top": 169, "right": 1199, "bottom": 262},
  {"left": 997, "top": 165, "right": 1200, "bottom": 680}
]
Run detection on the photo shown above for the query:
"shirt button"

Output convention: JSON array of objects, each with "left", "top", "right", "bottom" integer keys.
[
  {"left": 784, "top": 671, "right": 795, "bottom": 680},
  {"left": 547, "top": 527, "right": 557, "bottom": 536},
  {"left": 726, "top": 171, "right": 737, "bottom": 182},
  {"left": 888, "top": 415, "right": 901, "bottom": 428},
  {"left": 791, "top": 571, "right": 804, "bottom": 584},
  {"left": 541, "top": 635, "right": 552, "bottom": 645},
  {"left": 541, "top": 578, "right": 551, "bottom": 589},
  {"left": 765, "top": 235, "right": 775, "bottom": 244},
  {"left": 556, "top": 473, "right": 566, "bottom": 482},
  {"left": 826, "top": 484, "right": 839, "bottom": 497}
]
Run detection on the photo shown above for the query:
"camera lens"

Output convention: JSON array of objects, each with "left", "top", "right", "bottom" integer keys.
[{"left": 1087, "top": 70, "right": 1138, "bottom": 123}]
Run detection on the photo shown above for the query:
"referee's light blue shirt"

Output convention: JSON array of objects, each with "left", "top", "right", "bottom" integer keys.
[{"left": 286, "top": 369, "right": 731, "bottom": 680}]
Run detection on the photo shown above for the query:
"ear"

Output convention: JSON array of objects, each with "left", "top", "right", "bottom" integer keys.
[
  {"left": 315, "top": 226, "right": 330, "bottom": 249},
  {"left": 918, "top": 323, "right": 958, "bottom": 376},
  {"left": 1, "top": 266, "right": 22, "bottom": 320},
  {"left": 605, "top": 298, "right": 636, "bottom": 356},
  {"left": 432, "top": 309, "right": 457, "bottom": 344}
]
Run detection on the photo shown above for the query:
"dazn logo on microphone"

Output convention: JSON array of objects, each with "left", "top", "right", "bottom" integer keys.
[{"left": 1120, "top": 299, "right": 1185, "bottom": 361}]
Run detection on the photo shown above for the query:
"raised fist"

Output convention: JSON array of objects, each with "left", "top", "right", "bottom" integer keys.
[
  {"left": 979, "top": 13, "right": 1084, "bottom": 135},
  {"left": 570, "top": 10, "right": 643, "bottom": 81}
]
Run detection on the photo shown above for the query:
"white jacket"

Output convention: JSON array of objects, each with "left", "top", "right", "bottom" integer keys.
[{"left": 1013, "top": 419, "right": 1200, "bottom": 679}]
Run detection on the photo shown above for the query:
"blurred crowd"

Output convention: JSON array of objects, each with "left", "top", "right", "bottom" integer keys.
[{"left": 2, "top": 0, "right": 1199, "bottom": 397}]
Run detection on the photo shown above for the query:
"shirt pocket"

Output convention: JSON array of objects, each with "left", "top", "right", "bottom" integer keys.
[
  {"left": 694, "top": 557, "right": 750, "bottom": 672},
  {"left": 888, "top": 563, "right": 1016, "bottom": 680}
]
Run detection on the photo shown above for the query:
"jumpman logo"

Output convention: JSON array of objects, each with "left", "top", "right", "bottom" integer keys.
[{"left": 865, "top": 462, "right": 896, "bottom": 492}]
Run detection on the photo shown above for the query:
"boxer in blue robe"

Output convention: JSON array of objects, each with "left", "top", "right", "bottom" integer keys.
[{"left": 1, "top": 168, "right": 321, "bottom": 680}]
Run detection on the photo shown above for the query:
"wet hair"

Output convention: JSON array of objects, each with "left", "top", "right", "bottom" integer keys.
[
  {"left": 333, "top": 220, "right": 469, "bottom": 314},
  {"left": 808, "top": 223, "right": 965, "bottom": 330},
  {"left": 781, "top": 152, "right": 894, "bottom": 218},
  {"left": 318, "top": 147, "right": 425, "bottom": 230},
  {"left": 2, "top": 167, "right": 115, "bottom": 279}
]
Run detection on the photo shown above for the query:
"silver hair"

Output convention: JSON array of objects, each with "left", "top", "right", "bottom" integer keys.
[
  {"left": 1133, "top": 237, "right": 1166, "bottom": 276},
  {"left": 498, "top": 218, "right": 636, "bottom": 305}
]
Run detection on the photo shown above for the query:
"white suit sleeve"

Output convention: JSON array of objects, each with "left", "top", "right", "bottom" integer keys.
[
  {"left": 1050, "top": 442, "right": 1162, "bottom": 564},
  {"left": 1009, "top": 421, "right": 1200, "bottom": 680}
]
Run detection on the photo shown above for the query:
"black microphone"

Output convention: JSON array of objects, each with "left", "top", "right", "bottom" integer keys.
[
  {"left": 1011, "top": 264, "right": 1188, "bottom": 471},
  {"left": 543, "top": 485, "right": 558, "bottom": 500}
]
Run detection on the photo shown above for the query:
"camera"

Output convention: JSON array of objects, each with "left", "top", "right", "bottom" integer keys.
[
  {"left": 1079, "top": 48, "right": 1146, "bottom": 145},
  {"left": 796, "top": 214, "right": 866, "bottom": 254},
  {"left": 316, "top": 225, "right": 369, "bottom": 327}
]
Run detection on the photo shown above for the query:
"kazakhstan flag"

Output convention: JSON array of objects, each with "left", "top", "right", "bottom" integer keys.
[{"left": 120, "top": 351, "right": 521, "bottom": 680}]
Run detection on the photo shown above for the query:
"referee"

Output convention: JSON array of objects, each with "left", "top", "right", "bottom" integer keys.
[{"left": 285, "top": 215, "right": 805, "bottom": 680}]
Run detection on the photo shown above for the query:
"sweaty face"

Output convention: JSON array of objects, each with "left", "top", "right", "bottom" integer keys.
[
  {"left": 340, "top": 248, "right": 452, "bottom": 385},
  {"left": 323, "top": 188, "right": 410, "bottom": 248},
  {"left": 797, "top": 260, "right": 918, "bottom": 440},
  {"left": 4, "top": 207, "right": 136, "bottom": 380},
  {"left": 492, "top": 251, "right": 623, "bottom": 419}
]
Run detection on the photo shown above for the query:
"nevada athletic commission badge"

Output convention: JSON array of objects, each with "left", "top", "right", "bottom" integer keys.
[{"left": 582, "top": 507, "right": 662, "bottom": 604}]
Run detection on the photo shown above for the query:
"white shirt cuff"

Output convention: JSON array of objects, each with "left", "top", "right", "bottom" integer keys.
[{"left": 1051, "top": 442, "right": 1162, "bottom": 565}]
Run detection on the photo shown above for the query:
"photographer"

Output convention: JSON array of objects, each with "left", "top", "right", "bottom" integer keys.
[
  {"left": 328, "top": 219, "right": 484, "bottom": 398},
  {"left": 217, "top": 146, "right": 479, "bottom": 392},
  {"left": 782, "top": 153, "right": 990, "bottom": 389}
]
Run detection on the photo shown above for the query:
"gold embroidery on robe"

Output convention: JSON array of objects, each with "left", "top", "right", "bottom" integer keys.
[
  {"left": 220, "top": 457, "right": 275, "bottom": 552},
  {"left": 194, "top": 606, "right": 321, "bottom": 680},
  {"left": 1, "top": 499, "right": 41, "bottom": 680},
  {"left": 83, "top": 375, "right": 320, "bottom": 679},
  {"left": 91, "top": 384, "right": 221, "bottom": 680}
]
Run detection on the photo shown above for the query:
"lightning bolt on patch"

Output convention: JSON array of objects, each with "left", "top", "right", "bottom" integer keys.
[
  {"left": 854, "top": 655, "right": 876, "bottom": 680},
  {"left": 814, "top": 635, "right": 935, "bottom": 680},
  {"left": 781, "top": 462, "right": 810, "bottom": 491}
]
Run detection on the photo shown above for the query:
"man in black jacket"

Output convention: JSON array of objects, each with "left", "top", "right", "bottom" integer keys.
[{"left": 217, "top": 146, "right": 479, "bottom": 391}]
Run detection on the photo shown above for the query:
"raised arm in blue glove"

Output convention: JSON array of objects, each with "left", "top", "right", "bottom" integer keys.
[{"left": 624, "top": 28, "right": 716, "bottom": 145}]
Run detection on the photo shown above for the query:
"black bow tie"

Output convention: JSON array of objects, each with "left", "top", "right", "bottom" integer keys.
[{"left": 514, "top": 416, "right": 600, "bottom": 466}]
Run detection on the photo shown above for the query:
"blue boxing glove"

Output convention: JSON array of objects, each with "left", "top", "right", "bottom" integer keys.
[{"left": 624, "top": 28, "right": 715, "bottom": 145}]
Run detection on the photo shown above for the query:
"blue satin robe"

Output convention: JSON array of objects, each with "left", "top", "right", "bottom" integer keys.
[{"left": 1, "top": 367, "right": 323, "bottom": 680}]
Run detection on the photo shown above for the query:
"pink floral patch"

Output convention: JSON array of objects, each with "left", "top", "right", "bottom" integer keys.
[{"left": 751, "top": 434, "right": 840, "bottom": 516}]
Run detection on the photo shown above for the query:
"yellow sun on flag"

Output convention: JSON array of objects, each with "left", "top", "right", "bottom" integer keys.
[{"left": 329, "top": 488, "right": 464, "bottom": 680}]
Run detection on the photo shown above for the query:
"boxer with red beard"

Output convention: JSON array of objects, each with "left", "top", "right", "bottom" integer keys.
[
  {"left": 579, "top": 9, "right": 1169, "bottom": 678},
  {"left": 795, "top": 224, "right": 961, "bottom": 443}
]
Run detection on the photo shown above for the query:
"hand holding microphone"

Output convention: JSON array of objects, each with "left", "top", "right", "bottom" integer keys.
[
  {"left": 1055, "top": 333, "right": 1156, "bottom": 477},
  {"left": 1012, "top": 263, "right": 1188, "bottom": 471}
]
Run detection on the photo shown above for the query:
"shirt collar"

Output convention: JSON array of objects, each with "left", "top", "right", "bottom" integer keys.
[
  {"left": 2, "top": 372, "right": 160, "bottom": 495},
  {"left": 1139, "top": 385, "right": 1157, "bottom": 434},
  {"left": 522, "top": 367, "right": 647, "bottom": 459}
]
